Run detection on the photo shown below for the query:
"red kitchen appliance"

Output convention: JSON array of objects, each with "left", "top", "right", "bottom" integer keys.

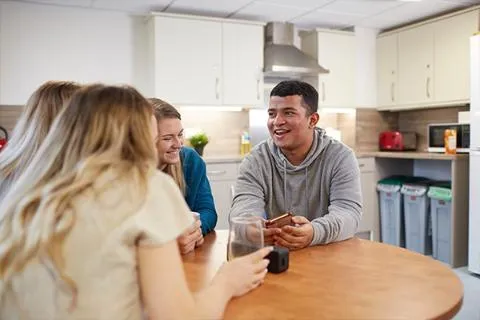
[
  {"left": 379, "top": 131, "right": 417, "bottom": 151},
  {"left": 0, "top": 126, "right": 8, "bottom": 152}
]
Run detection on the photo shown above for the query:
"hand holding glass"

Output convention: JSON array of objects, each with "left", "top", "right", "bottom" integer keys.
[{"left": 227, "top": 216, "right": 264, "bottom": 261}]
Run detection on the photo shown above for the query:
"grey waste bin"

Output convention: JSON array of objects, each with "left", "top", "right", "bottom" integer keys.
[
  {"left": 428, "top": 183, "right": 452, "bottom": 264},
  {"left": 377, "top": 176, "right": 407, "bottom": 247},
  {"left": 401, "top": 182, "right": 432, "bottom": 255}
]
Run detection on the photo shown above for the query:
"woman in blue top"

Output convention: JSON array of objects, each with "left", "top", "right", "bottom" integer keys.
[{"left": 150, "top": 98, "right": 217, "bottom": 254}]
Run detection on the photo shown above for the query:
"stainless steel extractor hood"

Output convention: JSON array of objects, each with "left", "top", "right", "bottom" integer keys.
[{"left": 264, "top": 22, "right": 329, "bottom": 78}]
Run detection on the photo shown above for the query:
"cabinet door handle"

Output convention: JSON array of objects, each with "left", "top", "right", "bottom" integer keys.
[
  {"left": 390, "top": 82, "right": 395, "bottom": 102},
  {"left": 230, "top": 185, "right": 235, "bottom": 201},
  {"left": 359, "top": 164, "right": 365, "bottom": 168},
  {"left": 426, "top": 77, "right": 430, "bottom": 98},
  {"left": 215, "top": 77, "right": 220, "bottom": 100},
  {"left": 207, "top": 170, "right": 227, "bottom": 176},
  {"left": 322, "top": 82, "right": 326, "bottom": 102},
  {"left": 256, "top": 78, "right": 260, "bottom": 101}
]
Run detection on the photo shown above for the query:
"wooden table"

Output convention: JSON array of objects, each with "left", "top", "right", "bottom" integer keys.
[{"left": 182, "top": 230, "right": 463, "bottom": 320}]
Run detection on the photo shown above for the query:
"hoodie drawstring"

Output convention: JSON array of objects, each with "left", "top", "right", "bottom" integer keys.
[
  {"left": 305, "top": 166, "right": 309, "bottom": 217},
  {"left": 283, "top": 159, "right": 288, "bottom": 212}
]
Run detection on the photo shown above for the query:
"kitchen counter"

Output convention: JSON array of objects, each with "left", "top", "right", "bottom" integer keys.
[
  {"left": 203, "top": 155, "right": 244, "bottom": 164},
  {"left": 356, "top": 151, "right": 469, "bottom": 160},
  {"left": 204, "top": 151, "right": 469, "bottom": 163}
]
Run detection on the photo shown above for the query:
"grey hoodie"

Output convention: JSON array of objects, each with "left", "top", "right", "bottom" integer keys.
[{"left": 229, "top": 128, "right": 362, "bottom": 245}]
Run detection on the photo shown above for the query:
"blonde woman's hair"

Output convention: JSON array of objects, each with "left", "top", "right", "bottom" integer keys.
[
  {"left": 149, "top": 98, "right": 186, "bottom": 195},
  {"left": 0, "top": 84, "right": 157, "bottom": 309},
  {"left": 0, "top": 81, "right": 82, "bottom": 195}
]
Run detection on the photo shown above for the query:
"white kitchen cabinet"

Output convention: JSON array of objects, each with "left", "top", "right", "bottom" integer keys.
[
  {"left": 0, "top": 1, "right": 133, "bottom": 105},
  {"left": 377, "top": 8, "right": 479, "bottom": 111},
  {"left": 433, "top": 9, "right": 479, "bottom": 104},
  {"left": 397, "top": 23, "right": 434, "bottom": 106},
  {"left": 222, "top": 22, "right": 263, "bottom": 106},
  {"left": 149, "top": 14, "right": 264, "bottom": 107},
  {"left": 206, "top": 161, "right": 239, "bottom": 230},
  {"left": 357, "top": 157, "right": 379, "bottom": 242},
  {"left": 301, "top": 30, "right": 355, "bottom": 108},
  {"left": 377, "top": 34, "right": 398, "bottom": 108},
  {"left": 152, "top": 16, "right": 222, "bottom": 106}
]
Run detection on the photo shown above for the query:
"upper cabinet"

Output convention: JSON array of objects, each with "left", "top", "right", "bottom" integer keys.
[
  {"left": 222, "top": 23, "right": 264, "bottom": 106},
  {"left": 149, "top": 14, "right": 264, "bottom": 107},
  {"left": 151, "top": 17, "right": 222, "bottom": 106},
  {"left": 397, "top": 23, "right": 434, "bottom": 106},
  {"left": 433, "top": 9, "right": 479, "bottom": 103},
  {"left": 301, "top": 30, "right": 355, "bottom": 108},
  {"left": 377, "top": 8, "right": 479, "bottom": 110},
  {"left": 377, "top": 33, "right": 398, "bottom": 107}
]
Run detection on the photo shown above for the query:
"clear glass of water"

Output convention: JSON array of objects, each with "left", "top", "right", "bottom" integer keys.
[{"left": 227, "top": 216, "right": 264, "bottom": 261}]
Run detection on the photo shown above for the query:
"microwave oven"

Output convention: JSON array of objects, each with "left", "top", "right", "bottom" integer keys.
[{"left": 427, "top": 123, "right": 470, "bottom": 153}]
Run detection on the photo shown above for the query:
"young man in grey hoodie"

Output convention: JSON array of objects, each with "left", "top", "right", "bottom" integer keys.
[{"left": 229, "top": 80, "right": 362, "bottom": 250}]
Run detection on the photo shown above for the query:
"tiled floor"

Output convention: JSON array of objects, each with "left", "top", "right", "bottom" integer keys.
[{"left": 453, "top": 267, "right": 480, "bottom": 320}]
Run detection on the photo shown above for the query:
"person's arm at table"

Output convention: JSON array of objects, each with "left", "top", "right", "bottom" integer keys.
[
  {"left": 309, "top": 149, "right": 362, "bottom": 245},
  {"left": 182, "top": 148, "right": 217, "bottom": 235},
  {"left": 138, "top": 241, "right": 272, "bottom": 320},
  {"left": 230, "top": 156, "right": 280, "bottom": 245}
]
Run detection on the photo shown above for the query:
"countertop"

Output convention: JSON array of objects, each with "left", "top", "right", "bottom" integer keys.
[
  {"left": 202, "top": 151, "right": 469, "bottom": 164},
  {"left": 356, "top": 151, "right": 469, "bottom": 160},
  {"left": 203, "top": 155, "right": 244, "bottom": 164}
]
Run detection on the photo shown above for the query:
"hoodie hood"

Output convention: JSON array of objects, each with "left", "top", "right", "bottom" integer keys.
[{"left": 267, "top": 127, "right": 330, "bottom": 172}]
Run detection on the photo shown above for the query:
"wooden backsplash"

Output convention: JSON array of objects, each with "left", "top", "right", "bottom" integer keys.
[
  {"left": 0, "top": 105, "right": 469, "bottom": 154},
  {"left": 354, "top": 108, "right": 398, "bottom": 152},
  {"left": 354, "top": 106, "right": 468, "bottom": 152},
  {"left": 397, "top": 106, "right": 468, "bottom": 152},
  {"left": 0, "top": 106, "right": 24, "bottom": 133}
]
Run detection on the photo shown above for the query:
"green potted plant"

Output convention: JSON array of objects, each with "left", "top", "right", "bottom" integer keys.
[{"left": 188, "top": 132, "right": 209, "bottom": 156}]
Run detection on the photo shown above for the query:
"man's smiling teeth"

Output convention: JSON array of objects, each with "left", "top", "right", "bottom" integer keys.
[{"left": 274, "top": 129, "right": 288, "bottom": 134}]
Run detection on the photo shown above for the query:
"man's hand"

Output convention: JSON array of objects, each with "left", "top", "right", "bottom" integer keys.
[
  {"left": 263, "top": 227, "right": 281, "bottom": 245},
  {"left": 274, "top": 216, "right": 313, "bottom": 250},
  {"left": 177, "top": 219, "right": 203, "bottom": 255},
  {"left": 245, "top": 221, "right": 281, "bottom": 246}
]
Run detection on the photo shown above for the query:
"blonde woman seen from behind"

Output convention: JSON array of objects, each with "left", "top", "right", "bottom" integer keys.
[
  {"left": 0, "top": 84, "right": 272, "bottom": 320},
  {"left": 0, "top": 80, "right": 82, "bottom": 200}
]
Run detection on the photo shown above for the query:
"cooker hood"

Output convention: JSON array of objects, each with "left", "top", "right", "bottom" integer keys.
[{"left": 264, "top": 22, "right": 329, "bottom": 78}]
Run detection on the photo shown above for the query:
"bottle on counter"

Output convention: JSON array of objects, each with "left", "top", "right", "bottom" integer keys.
[
  {"left": 240, "top": 131, "right": 251, "bottom": 156},
  {"left": 444, "top": 129, "right": 457, "bottom": 155}
]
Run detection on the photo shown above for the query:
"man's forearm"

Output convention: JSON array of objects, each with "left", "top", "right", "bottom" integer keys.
[{"left": 310, "top": 207, "right": 361, "bottom": 245}]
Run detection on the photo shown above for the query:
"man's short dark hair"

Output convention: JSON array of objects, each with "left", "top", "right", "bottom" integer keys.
[{"left": 270, "top": 80, "right": 318, "bottom": 115}]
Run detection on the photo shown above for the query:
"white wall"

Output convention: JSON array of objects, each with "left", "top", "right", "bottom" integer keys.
[{"left": 0, "top": 1, "right": 146, "bottom": 105}]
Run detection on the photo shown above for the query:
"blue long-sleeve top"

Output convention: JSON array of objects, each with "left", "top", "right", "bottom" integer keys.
[{"left": 181, "top": 147, "right": 217, "bottom": 235}]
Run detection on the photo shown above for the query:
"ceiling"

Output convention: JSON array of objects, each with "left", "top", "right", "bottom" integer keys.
[{"left": 6, "top": 0, "right": 480, "bottom": 30}]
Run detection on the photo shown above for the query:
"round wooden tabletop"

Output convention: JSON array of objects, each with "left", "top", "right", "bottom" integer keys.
[{"left": 182, "top": 230, "right": 463, "bottom": 320}]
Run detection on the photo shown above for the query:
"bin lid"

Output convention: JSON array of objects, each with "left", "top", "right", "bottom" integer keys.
[
  {"left": 427, "top": 186, "right": 452, "bottom": 201},
  {"left": 377, "top": 184, "right": 401, "bottom": 193},
  {"left": 430, "top": 181, "right": 451, "bottom": 188},
  {"left": 377, "top": 175, "right": 409, "bottom": 186},
  {"left": 401, "top": 184, "right": 428, "bottom": 196}
]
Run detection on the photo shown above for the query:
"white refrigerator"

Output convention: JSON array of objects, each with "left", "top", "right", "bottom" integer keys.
[{"left": 469, "top": 34, "right": 480, "bottom": 275}]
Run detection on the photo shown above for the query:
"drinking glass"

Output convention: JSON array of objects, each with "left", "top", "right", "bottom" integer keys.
[{"left": 227, "top": 216, "right": 264, "bottom": 261}]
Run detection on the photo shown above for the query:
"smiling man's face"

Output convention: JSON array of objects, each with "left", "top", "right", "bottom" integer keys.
[{"left": 267, "top": 95, "right": 316, "bottom": 154}]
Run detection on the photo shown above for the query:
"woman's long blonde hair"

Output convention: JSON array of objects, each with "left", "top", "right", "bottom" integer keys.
[
  {"left": 0, "top": 81, "right": 82, "bottom": 195},
  {"left": 149, "top": 98, "right": 186, "bottom": 195},
  {"left": 0, "top": 84, "right": 157, "bottom": 308}
]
